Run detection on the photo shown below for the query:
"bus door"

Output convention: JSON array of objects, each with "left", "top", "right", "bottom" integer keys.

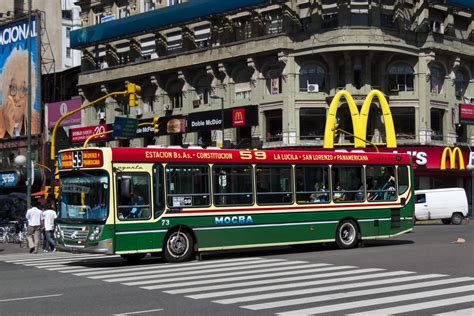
[{"left": 114, "top": 170, "right": 152, "bottom": 253}]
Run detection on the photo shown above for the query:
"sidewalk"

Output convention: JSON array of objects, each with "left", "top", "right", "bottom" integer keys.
[{"left": 0, "top": 241, "right": 40, "bottom": 255}]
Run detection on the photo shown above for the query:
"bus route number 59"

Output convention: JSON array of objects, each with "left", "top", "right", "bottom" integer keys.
[
  {"left": 239, "top": 151, "right": 267, "bottom": 160},
  {"left": 72, "top": 151, "right": 83, "bottom": 168}
]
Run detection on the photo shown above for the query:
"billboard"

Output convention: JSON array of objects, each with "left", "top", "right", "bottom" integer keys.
[
  {"left": 459, "top": 103, "right": 474, "bottom": 125},
  {"left": 48, "top": 99, "right": 82, "bottom": 128},
  {"left": 0, "top": 18, "right": 41, "bottom": 139}
]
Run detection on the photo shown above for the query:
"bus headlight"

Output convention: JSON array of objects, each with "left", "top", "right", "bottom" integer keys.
[
  {"left": 88, "top": 226, "right": 103, "bottom": 241},
  {"left": 55, "top": 226, "right": 64, "bottom": 239}
]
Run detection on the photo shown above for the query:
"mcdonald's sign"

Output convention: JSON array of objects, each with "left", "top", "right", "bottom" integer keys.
[
  {"left": 440, "top": 147, "right": 465, "bottom": 170},
  {"left": 232, "top": 108, "right": 246, "bottom": 127},
  {"left": 323, "top": 90, "right": 396, "bottom": 149}
]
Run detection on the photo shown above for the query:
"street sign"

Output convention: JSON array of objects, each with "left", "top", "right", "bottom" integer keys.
[{"left": 113, "top": 117, "right": 138, "bottom": 138}]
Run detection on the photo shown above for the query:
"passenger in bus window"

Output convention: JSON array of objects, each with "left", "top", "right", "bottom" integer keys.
[
  {"left": 333, "top": 184, "right": 345, "bottom": 202},
  {"left": 355, "top": 183, "right": 364, "bottom": 201},
  {"left": 128, "top": 192, "right": 144, "bottom": 218}
]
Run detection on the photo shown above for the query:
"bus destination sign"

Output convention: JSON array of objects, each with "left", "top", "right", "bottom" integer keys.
[{"left": 59, "top": 150, "right": 104, "bottom": 170}]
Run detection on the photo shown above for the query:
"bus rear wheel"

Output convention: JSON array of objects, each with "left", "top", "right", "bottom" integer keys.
[
  {"left": 163, "top": 230, "right": 194, "bottom": 263},
  {"left": 336, "top": 219, "right": 359, "bottom": 249}
]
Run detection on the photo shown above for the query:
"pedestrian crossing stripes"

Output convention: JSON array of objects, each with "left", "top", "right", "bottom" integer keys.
[{"left": 1, "top": 252, "right": 473, "bottom": 315}]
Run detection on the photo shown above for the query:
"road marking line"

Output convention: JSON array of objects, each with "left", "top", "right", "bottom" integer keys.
[
  {"left": 202, "top": 270, "right": 420, "bottom": 304},
  {"left": 74, "top": 257, "right": 264, "bottom": 277},
  {"left": 91, "top": 258, "right": 292, "bottom": 280},
  {"left": 276, "top": 284, "right": 474, "bottom": 315},
  {"left": 0, "top": 294, "right": 63, "bottom": 302},
  {"left": 433, "top": 307, "right": 474, "bottom": 316},
  {"left": 347, "top": 295, "right": 474, "bottom": 316},
  {"left": 112, "top": 308, "right": 164, "bottom": 315},
  {"left": 166, "top": 265, "right": 355, "bottom": 294},
  {"left": 137, "top": 263, "right": 337, "bottom": 289}
]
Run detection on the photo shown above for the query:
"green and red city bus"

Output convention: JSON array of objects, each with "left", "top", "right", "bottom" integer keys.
[{"left": 54, "top": 147, "right": 414, "bottom": 262}]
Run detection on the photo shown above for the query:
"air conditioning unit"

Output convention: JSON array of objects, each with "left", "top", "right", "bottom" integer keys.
[
  {"left": 192, "top": 99, "right": 201, "bottom": 108},
  {"left": 432, "top": 21, "right": 444, "bottom": 34},
  {"left": 307, "top": 83, "right": 319, "bottom": 93},
  {"left": 163, "top": 104, "right": 171, "bottom": 111}
]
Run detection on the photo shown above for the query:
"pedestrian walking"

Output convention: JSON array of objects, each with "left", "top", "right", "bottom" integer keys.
[
  {"left": 42, "top": 200, "right": 57, "bottom": 252},
  {"left": 25, "top": 200, "right": 43, "bottom": 254}
]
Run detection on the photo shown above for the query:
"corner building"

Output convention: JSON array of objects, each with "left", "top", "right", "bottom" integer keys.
[{"left": 71, "top": 0, "right": 474, "bottom": 211}]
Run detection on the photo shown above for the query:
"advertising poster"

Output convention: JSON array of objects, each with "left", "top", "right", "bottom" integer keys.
[{"left": 0, "top": 18, "right": 41, "bottom": 139}]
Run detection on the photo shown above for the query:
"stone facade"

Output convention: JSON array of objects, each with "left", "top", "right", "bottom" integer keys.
[{"left": 72, "top": 0, "right": 474, "bottom": 150}]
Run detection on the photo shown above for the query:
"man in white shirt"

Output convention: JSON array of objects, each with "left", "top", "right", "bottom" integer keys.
[
  {"left": 25, "top": 200, "right": 43, "bottom": 254},
  {"left": 42, "top": 201, "right": 57, "bottom": 252}
]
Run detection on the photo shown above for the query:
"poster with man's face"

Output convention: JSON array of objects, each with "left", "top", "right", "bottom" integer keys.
[{"left": 0, "top": 18, "right": 41, "bottom": 139}]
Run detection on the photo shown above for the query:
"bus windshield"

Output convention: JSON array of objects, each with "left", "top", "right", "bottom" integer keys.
[{"left": 59, "top": 170, "right": 109, "bottom": 221}]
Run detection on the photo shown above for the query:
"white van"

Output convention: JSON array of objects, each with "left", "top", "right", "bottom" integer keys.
[{"left": 414, "top": 188, "right": 468, "bottom": 225}]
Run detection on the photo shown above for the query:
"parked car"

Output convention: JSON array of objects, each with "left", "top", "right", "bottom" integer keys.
[{"left": 414, "top": 188, "right": 468, "bottom": 225}]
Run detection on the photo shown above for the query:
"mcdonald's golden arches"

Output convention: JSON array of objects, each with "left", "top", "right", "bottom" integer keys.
[
  {"left": 440, "top": 147, "right": 465, "bottom": 170},
  {"left": 323, "top": 89, "right": 396, "bottom": 149}
]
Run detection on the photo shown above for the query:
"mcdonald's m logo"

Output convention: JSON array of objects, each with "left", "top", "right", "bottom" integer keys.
[
  {"left": 323, "top": 89, "right": 397, "bottom": 148},
  {"left": 232, "top": 108, "right": 246, "bottom": 127},
  {"left": 440, "top": 147, "right": 465, "bottom": 170}
]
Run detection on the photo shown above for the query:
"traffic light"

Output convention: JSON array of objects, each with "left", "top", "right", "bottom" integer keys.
[
  {"left": 153, "top": 116, "right": 160, "bottom": 135},
  {"left": 127, "top": 82, "right": 142, "bottom": 107}
]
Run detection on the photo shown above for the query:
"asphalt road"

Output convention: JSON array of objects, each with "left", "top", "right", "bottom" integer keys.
[{"left": 0, "top": 222, "right": 472, "bottom": 316}]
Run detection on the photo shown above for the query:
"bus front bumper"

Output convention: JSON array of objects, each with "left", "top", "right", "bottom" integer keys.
[{"left": 56, "top": 238, "right": 114, "bottom": 255}]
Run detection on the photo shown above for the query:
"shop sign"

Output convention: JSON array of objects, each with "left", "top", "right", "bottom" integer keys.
[
  {"left": 232, "top": 108, "right": 246, "bottom": 127},
  {"left": 48, "top": 99, "right": 82, "bottom": 128},
  {"left": 459, "top": 103, "right": 474, "bottom": 124},
  {"left": 0, "top": 171, "right": 18, "bottom": 187},
  {"left": 187, "top": 105, "right": 258, "bottom": 132},
  {"left": 70, "top": 124, "right": 108, "bottom": 144}
]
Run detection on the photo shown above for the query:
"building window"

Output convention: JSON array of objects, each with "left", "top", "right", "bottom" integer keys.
[
  {"left": 353, "top": 64, "right": 362, "bottom": 89},
  {"left": 194, "top": 74, "right": 212, "bottom": 106},
  {"left": 322, "top": 13, "right": 338, "bottom": 28},
  {"left": 299, "top": 64, "right": 325, "bottom": 92},
  {"left": 234, "top": 19, "right": 252, "bottom": 41},
  {"left": 118, "top": 6, "right": 130, "bottom": 19},
  {"left": 265, "top": 109, "right": 282, "bottom": 142},
  {"left": 381, "top": 14, "right": 394, "bottom": 28},
  {"left": 431, "top": 108, "right": 445, "bottom": 141},
  {"left": 234, "top": 67, "right": 253, "bottom": 100},
  {"left": 167, "top": 31, "right": 183, "bottom": 54},
  {"left": 454, "top": 69, "right": 468, "bottom": 99},
  {"left": 66, "top": 27, "right": 71, "bottom": 38},
  {"left": 66, "top": 47, "right": 71, "bottom": 58},
  {"left": 430, "top": 65, "right": 445, "bottom": 94},
  {"left": 265, "top": 67, "right": 283, "bottom": 95},
  {"left": 388, "top": 63, "right": 414, "bottom": 92},
  {"left": 391, "top": 107, "right": 416, "bottom": 140},
  {"left": 264, "top": 12, "right": 283, "bottom": 35},
  {"left": 168, "top": 0, "right": 182, "bottom": 6},
  {"left": 300, "top": 108, "right": 326, "bottom": 140},
  {"left": 94, "top": 12, "right": 104, "bottom": 24},
  {"left": 351, "top": 13, "right": 368, "bottom": 26},
  {"left": 168, "top": 80, "right": 183, "bottom": 109}
]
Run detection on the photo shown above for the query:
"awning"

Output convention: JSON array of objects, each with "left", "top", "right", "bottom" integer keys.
[{"left": 71, "top": 0, "right": 270, "bottom": 49}]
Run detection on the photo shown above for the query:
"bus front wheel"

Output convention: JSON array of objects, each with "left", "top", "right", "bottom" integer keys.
[
  {"left": 163, "top": 230, "right": 194, "bottom": 263},
  {"left": 336, "top": 219, "right": 359, "bottom": 249}
]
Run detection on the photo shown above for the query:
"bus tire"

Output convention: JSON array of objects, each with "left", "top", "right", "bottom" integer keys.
[
  {"left": 120, "top": 253, "right": 147, "bottom": 262},
  {"left": 163, "top": 230, "right": 194, "bottom": 263},
  {"left": 335, "top": 219, "right": 359, "bottom": 249},
  {"left": 451, "top": 213, "right": 464, "bottom": 225}
]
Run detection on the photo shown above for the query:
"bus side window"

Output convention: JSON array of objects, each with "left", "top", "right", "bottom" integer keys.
[
  {"left": 295, "top": 166, "right": 329, "bottom": 204},
  {"left": 166, "top": 165, "right": 210, "bottom": 208},
  {"left": 153, "top": 164, "right": 165, "bottom": 218},
  {"left": 256, "top": 165, "right": 293, "bottom": 205},
  {"left": 397, "top": 166, "right": 409, "bottom": 194},
  {"left": 117, "top": 173, "right": 151, "bottom": 220},
  {"left": 331, "top": 166, "right": 363, "bottom": 202}
]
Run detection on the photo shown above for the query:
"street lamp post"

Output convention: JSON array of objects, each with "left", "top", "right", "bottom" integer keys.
[{"left": 210, "top": 95, "right": 224, "bottom": 147}]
